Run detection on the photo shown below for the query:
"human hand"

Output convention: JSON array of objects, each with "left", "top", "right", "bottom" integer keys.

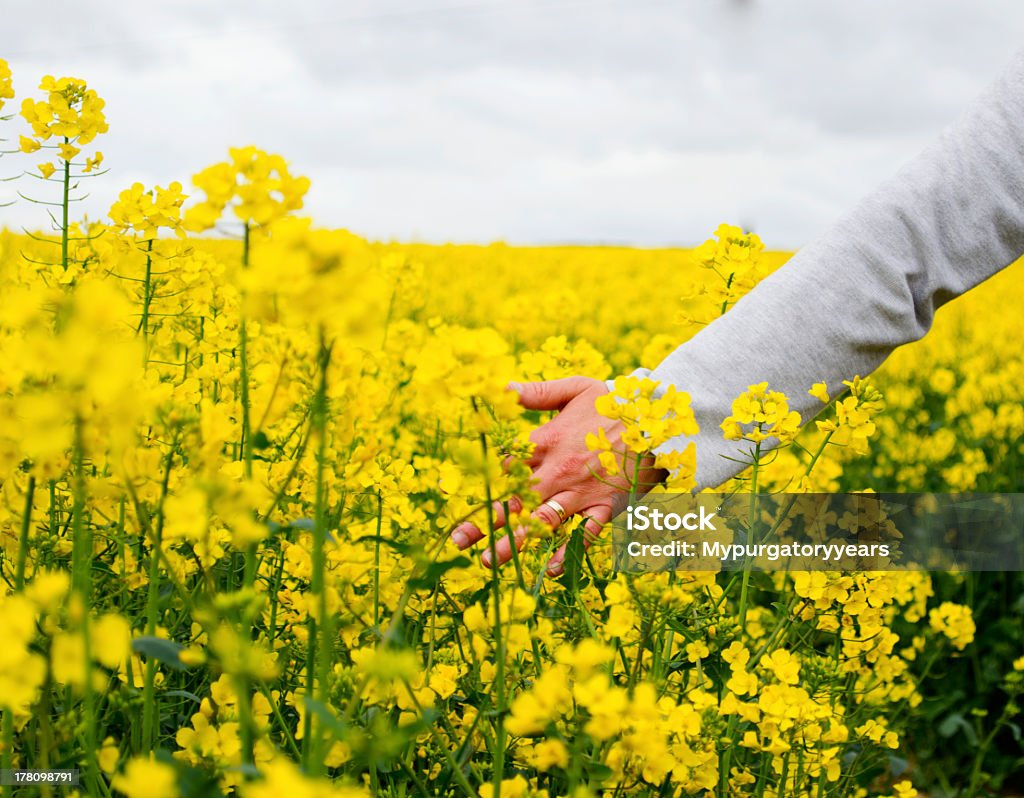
[{"left": 449, "top": 376, "right": 666, "bottom": 576}]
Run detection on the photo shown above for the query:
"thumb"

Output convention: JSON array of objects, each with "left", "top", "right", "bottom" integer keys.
[{"left": 509, "top": 376, "right": 594, "bottom": 411}]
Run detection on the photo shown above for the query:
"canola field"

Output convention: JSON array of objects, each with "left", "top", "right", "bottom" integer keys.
[{"left": 1, "top": 65, "right": 1023, "bottom": 798}]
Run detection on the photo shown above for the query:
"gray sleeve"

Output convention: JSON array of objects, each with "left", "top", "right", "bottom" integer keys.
[{"left": 621, "top": 49, "right": 1024, "bottom": 490}]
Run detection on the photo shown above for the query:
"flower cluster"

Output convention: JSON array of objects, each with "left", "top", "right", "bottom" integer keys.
[
  {"left": 678, "top": 223, "right": 771, "bottom": 328},
  {"left": 108, "top": 181, "right": 188, "bottom": 240},
  {"left": 721, "top": 380, "right": 802, "bottom": 444},
  {"left": 0, "top": 58, "right": 13, "bottom": 113},
  {"left": 19, "top": 75, "right": 107, "bottom": 175},
  {"left": 816, "top": 375, "right": 886, "bottom": 455},
  {"left": 929, "top": 601, "right": 976, "bottom": 650},
  {"left": 588, "top": 374, "right": 699, "bottom": 490},
  {"left": 184, "top": 145, "right": 311, "bottom": 231}
]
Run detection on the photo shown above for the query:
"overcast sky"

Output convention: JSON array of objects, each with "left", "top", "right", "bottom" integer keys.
[{"left": 2, "top": 0, "right": 1024, "bottom": 247}]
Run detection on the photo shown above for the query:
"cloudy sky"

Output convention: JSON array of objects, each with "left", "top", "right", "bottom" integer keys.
[{"left": 2, "top": 0, "right": 1024, "bottom": 247}]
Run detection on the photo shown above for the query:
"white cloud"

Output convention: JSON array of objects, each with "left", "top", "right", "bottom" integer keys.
[{"left": 2, "top": 0, "right": 1023, "bottom": 246}]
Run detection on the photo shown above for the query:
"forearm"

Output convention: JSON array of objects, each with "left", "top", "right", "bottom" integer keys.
[{"left": 630, "top": 48, "right": 1024, "bottom": 489}]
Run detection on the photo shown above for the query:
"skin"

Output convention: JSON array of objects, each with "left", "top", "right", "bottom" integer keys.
[{"left": 449, "top": 376, "right": 665, "bottom": 576}]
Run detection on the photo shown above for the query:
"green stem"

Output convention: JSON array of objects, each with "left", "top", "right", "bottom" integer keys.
[
  {"left": 68, "top": 420, "right": 99, "bottom": 791},
  {"left": 736, "top": 443, "right": 761, "bottom": 633},
  {"left": 306, "top": 329, "right": 333, "bottom": 776},
  {"left": 374, "top": 490, "right": 383, "bottom": 633},
  {"left": 70, "top": 420, "right": 89, "bottom": 597},
  {"left": 478, "top": 416, "right": 506, "bottom": 798},
  {"left": 239, "top": 221, "right": 253, "bottom": 476},
  {"left": 236, "top": 677, "right": 256, "bottom": 771},
  {"left": 14, "top": 476, "right": 35, "bottom": 591},
  {"left": 720, "top": 271, "right": 735, "bottom": 316},
  {"left": 966, "top": 691, "right": 1017, "bottom": 794},
  {"left": 234, "top": 223, "right": 258, "bottom": 774},
  {"left": 141, "top": 449, "right": 173, "bottom": 751},
  {"left": 36, "top": 670, "right": 54, "bottom": 798},
  {"left": 239, "top": 223, "right": 257, "bottom": 590},
  {"left": 139, "top": 239, "right": 154, "bottom": 362},
  {"left": 60, "top": 144, "right": 70, "bottom": 272}
]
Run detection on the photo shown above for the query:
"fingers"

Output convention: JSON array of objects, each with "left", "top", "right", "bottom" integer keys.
[
  {"left": 450, "top": 520, "right": 484, "bottom": 551},
  {"left": 478, "top": 525, "right": 528, "bottom": 569},
  {"left": 480, "top": 492, "right": 576, "bottom": 569},
  {"left": 450, "top": 496, "right": 523, "bottom": 549},
  {"left": 545, "top": 504, "right": 612, "bottom": 577},
  {"left": 510, "top": 377, "right": 596, "bottom": 412},
  {"left": 532, "top": 497, "right": 568, "bottom": 529}
]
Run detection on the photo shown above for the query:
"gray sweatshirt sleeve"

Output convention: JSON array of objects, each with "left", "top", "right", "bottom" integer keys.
[{"left": 623, "top": 49, "right": 1024, "bottom": 490}]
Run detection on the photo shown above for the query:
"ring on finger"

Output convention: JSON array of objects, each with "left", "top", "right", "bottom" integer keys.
[{"left": 542, "top": 499, "right": 568, "bottom": 523}]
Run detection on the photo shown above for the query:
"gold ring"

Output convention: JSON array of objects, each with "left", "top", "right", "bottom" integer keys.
[{"left": 543, "top": 499, "right": 567, "bottom": 522}]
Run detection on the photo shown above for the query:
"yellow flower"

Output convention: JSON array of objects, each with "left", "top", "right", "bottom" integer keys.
[
  {"left": 655, "top": 442, "right": 697, "bottom": 491},
  {"left": 585, "top": 426, "right": 620, "bottom": 476},
  {"left": 855, "top": 718, "right": 899, "bottom": 749},
  {"left": 527, "top": 738, "right": 569, "bottom": 771},
  {"left": 0, "top": 58, "right": 13, "bottom": 110},
  {"left": 92, "top": 614, "right": 132, "bottom": 669},
  {"left": 39, "top": 162, "right": 56, "bottom": 179},
  {"left": 555, "top": 638, "right": 614, "bottom": 674},
  {"left": 809, "top": 381, "right": 829, "bottom": 403},
  {"left": 50, "top": 632, "right": 87, "bottom": 687},
  {"left": 815, "top": 376, "right": 885, "bottom": 455},
  {"left": 19, "top": 135, "right": 40, "bottom": 153},
  {"left": 99, "top": 737, "right": 120, "bottom": 774},
  {"left": 762, "top": 648, "right": 801, "bottom": 685},
  {"left": 683, "top": 224, "right": 769, "bottom": 325},
  {"left": 929, "top": 602, "right": 976, "bottom": 650},
  {"left": 0, "top": 594, "right": 46, "bottom": 714},
  {"left": 685, "top": 640, "right": 710, "bottom": 662},
  {"left": 111, "top": 756, "right": 177, "bottom": 798},
  {"left": 721, "top": 641, "right": 750, "bottom": 667},
  {"left": 726, "top": 667, "right": 758, "bottom": 696},
  {"left": 25, "top": 570, "right": 70, "bottom": 613},
  {"left": 241, "top": 757, "right": 368, "bottom": 798},
  {"left": 893, "top": 781, "right": 919, "bottom": 798},
  {"left": 594, "top": 375, "right": 699, "bottom": 454},
  {"left": 721, "top": 382, "right": 801, "bottom": 444},
  {"left": 20, "top": 75, "right": 108, "bottom": 146},
  {"left": 184, "top": 146, "right": 310, "bottom": 231},
  {"left": 479, "top": 776, "right": 530, "bottom": 798},
  {"left": 352, "top": 646, "right": 420, "bottom": 683},
  {"left": 109, "top": 181, "right": 187, "bottom": 238}
]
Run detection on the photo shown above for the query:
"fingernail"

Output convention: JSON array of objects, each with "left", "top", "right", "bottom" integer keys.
[
  {"left": 547, "top": 561, "right": 564, "bottom": 577},
  {"left": 506, "top": 381, "right": 523, "bottom": 392},
  {"left": 451, "top": 529, "right": 468, "bottom": 548},
  {"left": 481, "top": 550, "right": 492, "bottom": 567}
]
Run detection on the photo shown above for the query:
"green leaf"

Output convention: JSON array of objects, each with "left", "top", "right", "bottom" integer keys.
[
  {"left": 303, "top": 696, "right": 349, "bottom": 739},
  {"left": 557, "top": 525, "right": 588, "bottom": 593},
  {"left": 177, "top": 763, "right": 226, "bottom": 798},
  {"left": 408, "top": 556, "right": 471, "bottom": 590},
  {"left": 132, "top": 636, "right": 187, "bottom": 671},
  {"left": 355, "top": 534, "right": 412, "bottom": 556},
  {"left": 164, "top": 689, "right": 202, "bottom": 704},
  {"left": 937, "top": 712, "right": 978, "bottom": 746}
]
